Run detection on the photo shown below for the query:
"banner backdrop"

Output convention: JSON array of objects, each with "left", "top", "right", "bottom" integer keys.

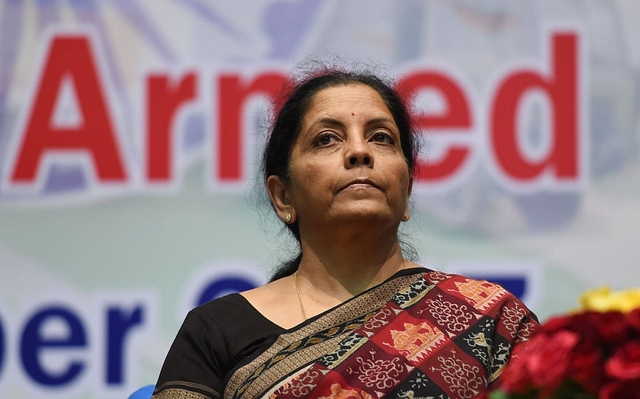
[{"left": 0, "top": 1, "right": 639, "bottom": 397}]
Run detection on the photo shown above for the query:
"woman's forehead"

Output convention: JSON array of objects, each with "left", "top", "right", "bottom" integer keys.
[{"left": 304, "top": 84, "right": 391, "bottom": 120}]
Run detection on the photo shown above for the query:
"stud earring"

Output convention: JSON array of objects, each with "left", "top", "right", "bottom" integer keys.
[
  {"left": 402, "top": 211, "right": 409, "bottom": 221},
  {"left": 285, "top": 213, "right": 292, "bottom": 223}
]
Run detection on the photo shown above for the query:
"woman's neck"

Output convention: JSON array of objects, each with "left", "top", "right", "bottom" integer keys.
[{"left": 296, "top": 225, "right": 406, "bottom": 299}]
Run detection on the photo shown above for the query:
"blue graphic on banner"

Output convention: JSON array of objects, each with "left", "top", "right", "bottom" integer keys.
[
  {"left": 0, "top": 313, "right": 4, "bottom": 379},
  {"left": 20, "top": 306, "right": 87, "bottom": 386},
  {"left": 106, "top": 305, "right": 145, "bottom": 384}
]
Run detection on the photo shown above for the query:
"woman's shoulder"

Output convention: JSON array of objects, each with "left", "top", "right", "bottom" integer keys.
[
  {"left": 419, "top": 269, "right": 510, "bottom": 292},
  {"left": 423, "top": 270, "right": 537, "bottom": 317},
  {"left": 239, "top": 277, "right": 304, "bottom": 330},
  {"left": 155, "top": 294, "right": 286, "bottom": 397},
  {"left": 189, "top": 292, "right": 284, "bottom": 333},
  {"left": 192, "top": 293, "right": 251, "bottom": 318},
  {"left": 181, "top": 293, "right": 286, "bottom": 365},
  {"left": 414, "top": 269, "right": 530, "bottom": 305}
]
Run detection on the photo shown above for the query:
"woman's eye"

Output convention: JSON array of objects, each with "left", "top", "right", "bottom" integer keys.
[
  {"left": 371, "top": 131, "right": 394, "bottom": 144},
  {"left": 314, "top": 133, "right": 337, "bottom": 147}
]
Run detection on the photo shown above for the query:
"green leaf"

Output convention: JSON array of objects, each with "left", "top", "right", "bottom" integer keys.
[{"left": 488, "top": 390, "right": 536, "bottom": 399}]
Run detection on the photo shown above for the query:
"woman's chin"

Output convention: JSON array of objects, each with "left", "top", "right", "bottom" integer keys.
[{"left": 332, "top": 208, "right": 401, "bottom": 225}]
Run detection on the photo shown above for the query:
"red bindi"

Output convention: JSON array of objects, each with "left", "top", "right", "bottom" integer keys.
[{"left": 351, "top": 112, "right": 355, "bottom": 116}]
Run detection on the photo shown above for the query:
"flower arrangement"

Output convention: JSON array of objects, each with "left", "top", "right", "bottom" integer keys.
[{"left": 491, "top": 287, "right": 640, "bottom": 399}]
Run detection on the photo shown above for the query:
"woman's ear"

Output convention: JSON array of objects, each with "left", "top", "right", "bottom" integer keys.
[
  {"left": 403, "top": 177, "right": 413, "bottom": 222},
  {"left": 267, "top": 175, "right": 296, "bottom": 223}
]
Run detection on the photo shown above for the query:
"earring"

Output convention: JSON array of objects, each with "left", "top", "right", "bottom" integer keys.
[
  {"left": 285, "top": 213, "right": 292, "bottom": 223},
  {"left": 402, "top": 211, "right": 409, "bottom": 221}
]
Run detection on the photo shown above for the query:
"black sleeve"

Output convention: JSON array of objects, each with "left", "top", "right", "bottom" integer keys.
[
  {"left": 153, "top": 307, "right": 226, "bottom": 398},
  {"left": 152, "top": 294, "right": 285, "bottom": 399}
]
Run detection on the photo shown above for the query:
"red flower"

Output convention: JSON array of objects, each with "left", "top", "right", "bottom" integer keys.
[
  {"left": 600, "top": 379, "right": 640, "bottom": 399},
  {"left": 569, "top": 350, "right": 604, "bottom": 394},
  {"left": 540, "top": 314, "right": 574, "bottom": 333},
  {"left": 492, "top": 290, "right": 640, "bottom": 399},
  {"left": 497, "top": 349, "right": 533, "bottom": 393},
  {"left": 606, "top": 340, "right": 640, "bottom": 380},
  {"left": 527, "top": 331, "right": 579, "bottom": 394},
  {"left": 592, "top": 311, "right": 630, "bottom": 346},
  {"left": 627, "top": 308, "right": 640, "bottom": 332}
]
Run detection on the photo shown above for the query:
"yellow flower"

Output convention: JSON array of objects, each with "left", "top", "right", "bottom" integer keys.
[{"left": 580, "top": 287, "right": 640, "bottom": 313}]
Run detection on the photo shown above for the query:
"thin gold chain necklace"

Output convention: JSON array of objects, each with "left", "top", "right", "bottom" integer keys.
[
  {"left": 294, "top": 259, "right": 407, "bottom": 321},
  {"left": 294, "top": 270, "right": 307, "bottom": 320}
]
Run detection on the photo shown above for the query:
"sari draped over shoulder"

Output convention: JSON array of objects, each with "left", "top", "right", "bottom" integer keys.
[{"left": 153, "top": 269, "right": 538, "bottom": 399}]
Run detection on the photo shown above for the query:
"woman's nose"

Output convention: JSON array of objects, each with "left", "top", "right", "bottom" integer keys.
[{"left": 344, "top": 137, "right": 373, "bottom": 168}]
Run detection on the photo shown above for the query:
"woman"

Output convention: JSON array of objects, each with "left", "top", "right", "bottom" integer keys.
[{"left": 152, "top": 68, "right": 538, "bottom": 399}]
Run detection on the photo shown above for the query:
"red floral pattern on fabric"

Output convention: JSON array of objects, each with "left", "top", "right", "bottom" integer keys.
[{"left": 265, "top": 272, "right": 538, "bottom": 399}]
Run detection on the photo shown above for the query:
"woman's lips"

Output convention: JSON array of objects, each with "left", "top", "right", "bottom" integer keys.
[{"left": 341, "top": 178, "right": 379, "bottom": 191}]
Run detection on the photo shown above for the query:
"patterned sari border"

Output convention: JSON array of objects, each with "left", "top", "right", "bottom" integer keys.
[
  {"left": 153, "top": 380, "right": 220, "bottom": 399},
  {"left": 225, "top": 271, "right": 426, "bottom": 399}
]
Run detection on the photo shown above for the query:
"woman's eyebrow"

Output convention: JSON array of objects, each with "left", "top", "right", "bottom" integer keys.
[
  {"left": 306, "top": 117, "right": 345, "bottom": 131},
  {"left": 305, "top": 116, "right": 396, "bottom": 134},
  {"left": 365, "top": 117, "right": 396, "bottom": 127}
]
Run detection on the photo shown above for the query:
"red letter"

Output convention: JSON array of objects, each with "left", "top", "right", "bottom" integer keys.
[
  {"left": 490, "top": 32, "right": 579, "bottom": 183},
  {"left": 146, "top": 72, "right": 197, "bottom": 183},
  {"left": 215, "top": 71, "right": 289, "bottom": 184},
  {"left": 396, "top": 71, "right": 473, "bottom": 183},
  {"left": 9, "top": 35, "right": 127, "bottom": 185}
]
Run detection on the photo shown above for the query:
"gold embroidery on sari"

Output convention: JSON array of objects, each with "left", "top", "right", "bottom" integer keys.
[
  {"left": 225, "top": 273, "right": 423, "bottom": 399},
  {"left": 153, "top": 380, "right": 220, "bottom": 399}
]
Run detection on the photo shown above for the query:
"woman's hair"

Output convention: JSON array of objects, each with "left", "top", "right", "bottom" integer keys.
[{"left": 263, "top": 66, "right": 419, "bottom": 281}]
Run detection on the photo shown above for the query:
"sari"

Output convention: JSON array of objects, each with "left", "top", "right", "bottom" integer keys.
[{"left": 153, "top": 268, "right": 538, "bottom": 399}]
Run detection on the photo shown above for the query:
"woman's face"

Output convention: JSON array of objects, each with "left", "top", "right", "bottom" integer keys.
[{"left": 278, "top": 83, "right": 412, "bottom": 232}]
